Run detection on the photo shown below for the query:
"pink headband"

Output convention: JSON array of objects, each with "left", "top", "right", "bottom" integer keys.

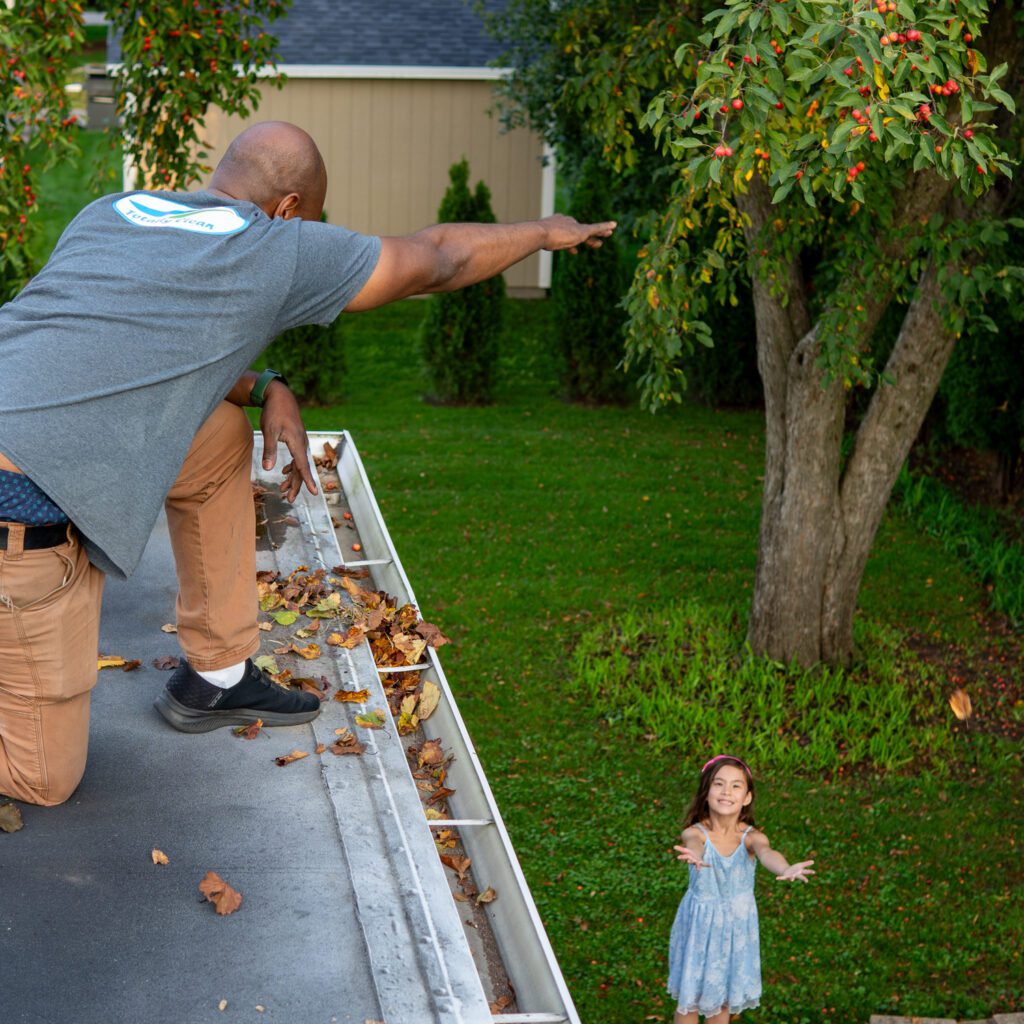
[{"left": 702, "top": 754, "right": 753, "bottom": 779}]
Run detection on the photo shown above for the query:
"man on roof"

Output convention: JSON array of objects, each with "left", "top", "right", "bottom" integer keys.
[{"left": 0, "top": 120, "right": 615, "bottom": 806}]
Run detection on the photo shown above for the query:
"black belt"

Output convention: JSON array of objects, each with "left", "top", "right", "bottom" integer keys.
[{"left": 0, "top": 523, "right": 71, "bottom": 550}]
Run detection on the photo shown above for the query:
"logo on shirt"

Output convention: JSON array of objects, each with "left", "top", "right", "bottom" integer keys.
[{"left": 113, "top": 194, "right": 249, "bottom": 235}]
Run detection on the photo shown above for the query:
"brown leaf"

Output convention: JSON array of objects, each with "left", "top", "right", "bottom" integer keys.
[
  {"left": 257, "top": 621, "right": 273, "bottom": 632},
  {"left": 198, "top": 871, "right": 243, "bottom": 916},
  {"left": 152, "top": 655, "right": 181, "bottom": 670},
  {"left": 315, "top": 743, "right": 326, "bottom": 755},
  {"left": 440, "top": 855, "right": 471, "bottom": 881},
  {"left": 0, "top": 802, "right": 24, "bottom": 833},
  {"left": 315, "top": 441, "right": 339, "bottom": 470},
  {"left": 232, "top": 719, "right": 264, "bottom": 740},
  {"left": 415, "top": 621, "right": 450, "bottom": 648},
  {"left": 295, "top": 619, "right": 321, "bottom": 636},
  {"left": 284, "top": 642, "right": 321, "bottom": 660},
  {"left": 392, "top": 632, "right": 427, "bottom": 665},
  {"left": 291, "top": 676, "right": 329, "bottom": 700},
  {"left": 417, "top": 681, "right": 441, "bottom": 721},
  {"left": 330, "top": 728, "right": 366, "bottom": 756},
  {"left": 160, "top": 623, "right": 178, "bottom": 634},
  {"left": 273, "top": 749, "right": 309, "bottom": 767},
  {"left": 428, "top": 786, "right": 455, "bottom": 806},
  {"left": 418, "top": 738, "right": 445, "bottom": 767},
  {"left": 331, "top": 566, "right": 371, "bottom": 579},
  {"left": 476, "top": 886, "right": 497, "bottom": 905},
  {"left": 489, "top": 996, "right": 512, "bottom": 1013},
  {"left": 151, "top": 848, "right": 170, "bottom": 866},
  {"left": 949, "top": 688, "right": 973, "bottom": 721},
  {"left": 334, "top": 687, "right": 370, "bottom": 704},
  {"left": 121, "top": 659, "right": 142, "bottom": 672}
]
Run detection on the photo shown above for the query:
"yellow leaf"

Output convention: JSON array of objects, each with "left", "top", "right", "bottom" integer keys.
[
  {"left": 873, "top": 64, "right": 890, "bottom": 100},
  {"left": 273, "top": 749, "right": 310, "bottom": 766},
  {"left": 98, "top": 655, "right": 126, "bottom": 670},
  {"left": 647, "top": 286, "right": 660, "bottom": 310},
  {"left": 744, "top": 168, "right": 754, "bottom": 182},
  {"left": 151, "top": 848, "right": 170, "bottom": 866}
]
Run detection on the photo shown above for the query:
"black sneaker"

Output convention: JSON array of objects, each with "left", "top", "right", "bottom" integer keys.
[{"left": 154, "top": 659, "right": 322, "bottom": 733}]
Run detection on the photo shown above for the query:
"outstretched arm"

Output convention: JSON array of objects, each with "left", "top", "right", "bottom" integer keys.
[
  {"left": 673, "top": 825, "right": 709, "bottom": 870},
  {"left": 345, "top": 214, "right": 616, "bottom": 312},
  {"left": 747, "top": 830, "right": 816, "bottom": 882}
]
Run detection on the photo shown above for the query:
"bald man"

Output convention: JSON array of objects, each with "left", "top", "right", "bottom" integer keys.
[{"left": 0, "top": 121, "right": 615, "bottom": 806}]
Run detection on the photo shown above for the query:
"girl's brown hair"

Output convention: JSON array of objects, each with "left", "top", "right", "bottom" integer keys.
[{"left": 682, "top": 755, "right": 757, "bottom": 828}]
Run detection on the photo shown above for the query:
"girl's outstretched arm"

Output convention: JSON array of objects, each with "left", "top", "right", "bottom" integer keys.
[
  {"left": 747, "top": 830, "right": 816, "bottom": 882},
  {"left": 673, "top": 825, "right": 709, "bottom": 869}
]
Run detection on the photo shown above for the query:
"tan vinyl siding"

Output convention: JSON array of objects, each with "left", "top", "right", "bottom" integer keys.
[{"left": 200, "top": 78, "right": 547, "bottom": 294}]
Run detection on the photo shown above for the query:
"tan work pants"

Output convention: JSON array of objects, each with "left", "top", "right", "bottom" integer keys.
[{"left": 0, "top": 401, "right": 259, "bottom": 806}]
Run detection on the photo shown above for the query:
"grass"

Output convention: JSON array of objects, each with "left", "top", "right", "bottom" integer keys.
[{"left": 29, "top": 154, "right": 1024, "bottom": 1023}]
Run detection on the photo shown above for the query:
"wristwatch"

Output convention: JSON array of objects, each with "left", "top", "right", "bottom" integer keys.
[{"left": 250, "top": 368, "right": 288, "bottom": 407}]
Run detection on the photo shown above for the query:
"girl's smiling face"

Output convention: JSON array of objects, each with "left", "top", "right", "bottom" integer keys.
[{"left": 707, "top": 764, "right": 752, "bottom": 816}]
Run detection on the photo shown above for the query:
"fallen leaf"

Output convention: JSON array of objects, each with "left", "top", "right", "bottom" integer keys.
[
  {"left": 453, "top": 892, "right": 469, "bottom": 902},
  {"left": 476, "top": 886, "right": 497, "bottom": 905},
  {"left": 949, "top": 688, "right": 973, "bottom": 721},
  {"left": 428, "top": 786, "right": 455, "bottom": 805},
  {"left": 218, "top": 999, "right": 228, "bottom": 1012},
  {"left": 233, "top": 719, "right": 263, "bottom": 740},
  {"left": 424, "top": 807, "right": 444, "bottom": 820},
  {"left": 257, "top": 621, "right": 273, "bottom": 632},
  {"left": 273, "top": 749, "right": 309, "bottom": 766},
  {"left": 0, "top": 802, "right": 24, "bottom": 833},
  {"left": 295, "top": 620, "right": 321, "bottom": 637},
  {"left": 160, "top": 623, "right": 178, "bottom": 634},
  {"left": 355, "top": 710, "right": 386, "bottom": 730},
  {"left": 400, "top": 694, "right": 418, "bottom": 716},
  {"left": 417, "top": 681, "right": 441, "bottom": 720},
  {"left": 198, "top": 871, "right": 243, "bottom": 915},
  {"left": 334, "top": 688, "right": 370, "bottom": 704},
  {"left": 330, "top": 728, "right": 366, "bottom": 756},
  {"left": 151, "top": 848, "right": 169, "bottom": 866},
  {"left": 282, "top": 642, "right": 320, "bottom": 660},
  {"left": 397, "top": 711, "right": 419, "bottom": 735},
  {"left": 291, "top": 676, "right": 329, "bottom": 700},
  {"left": 331, "top": 565, "right": 370, "bottom": 579},
  {"left": 415, "top": 621, "right": 450, "bottom": 648},
  {"left": 326, "top": 631, "right": 345, "bottom": 646},
  {"left": 272, "top": 610, "right": 298, "bottom": 626},
  {"left": 418, "top": 738, "right": 445, "bottom": 767},
  {"left": 152, "top": 655, "right": 181, "bottom": 670},
  {"left": 253, "top": 655, "right": 280, "bottom": 676},
  {"left": 489, "top": 996, "right": 512, "bottom": 1013},
  {"left": 121, "top": 659, "right": 142, "bottom": 672},
  {"left": 440, "top": 855, "right": 471, "bottom": 881},
  {"left": 97, "top": 655, "right": 127, "bottom": 670},
  {"left": 315, "top": 743, "right": 326, "bottom": 755},
  {"left": 392, "top": 632, "right": 427, "bottom": 664},
  {"left": 317, "top": 441, "right": 339, "bottom": 469}
]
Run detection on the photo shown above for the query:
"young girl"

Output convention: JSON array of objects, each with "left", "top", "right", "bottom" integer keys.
[{"left": 667, "top": 754, "right": 815, "bottom": 1024}]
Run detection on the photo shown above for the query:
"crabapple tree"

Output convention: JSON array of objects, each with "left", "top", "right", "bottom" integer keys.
[
  {"left": 498, "top": 0, "right": 1023, "bottom": 666},
  {"left": 0, "top": 0, "right": 84, "bottom": 300}
]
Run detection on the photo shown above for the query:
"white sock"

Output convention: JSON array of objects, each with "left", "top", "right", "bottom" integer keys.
[{"left": 197, "top": 661, "right": 247, "bottom": 688}]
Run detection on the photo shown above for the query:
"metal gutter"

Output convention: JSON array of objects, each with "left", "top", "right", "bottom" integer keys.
[{"left": 312, "top": 430, "right": 580, "bottom": 1024}]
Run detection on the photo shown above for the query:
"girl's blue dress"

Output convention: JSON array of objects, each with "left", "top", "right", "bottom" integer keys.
[{"left": 667, "top": 823, "right": 761, "bottom": 1016}]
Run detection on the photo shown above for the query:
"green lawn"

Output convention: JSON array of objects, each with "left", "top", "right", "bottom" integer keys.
[{"left": 29, "top": 151, "right": 1023, "bottom": 1024}]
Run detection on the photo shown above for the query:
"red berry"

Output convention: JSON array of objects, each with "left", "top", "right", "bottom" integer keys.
[
  {"left": 731, "top": 99, "right": 743, "bottom": 110},
  {"left": 963, "top": 128, "right": 974, "bottom": 139}
]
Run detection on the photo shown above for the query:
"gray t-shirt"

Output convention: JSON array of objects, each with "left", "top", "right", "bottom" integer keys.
[{"left": 0, "top": 190, "right": 380, "bottom": 578}]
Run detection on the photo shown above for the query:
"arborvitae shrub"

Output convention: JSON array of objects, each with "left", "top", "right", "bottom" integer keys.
[
  {"left": 420, "top": 159, "right": 505, "bottom": 405},
  {"left": 551, "top": 160, "right": 629, "bottom": 404}
]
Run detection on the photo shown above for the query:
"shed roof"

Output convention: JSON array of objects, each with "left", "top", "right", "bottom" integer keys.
[{"left": 273, "top": 0, "right": 507, "bottom": 68}]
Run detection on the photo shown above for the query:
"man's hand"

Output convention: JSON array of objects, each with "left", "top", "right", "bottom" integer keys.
[
  {"left": 540, "top": 214, "right": 617, "bottom": 254},
  {"left": 259, "top": 380, "right": 317, "bottom": 502}
]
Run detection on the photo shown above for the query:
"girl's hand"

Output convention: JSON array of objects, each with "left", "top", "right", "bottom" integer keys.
[
  {"left": 776, "top": 860, "right": 816, "bottom": 883},
  {"left": 673, "top": 845, "right": 708, "bottom": 869}
]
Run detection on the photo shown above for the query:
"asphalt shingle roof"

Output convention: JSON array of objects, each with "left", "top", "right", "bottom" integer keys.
[{"left": 273, "top": 0, "right": 507, "bottom": 67}]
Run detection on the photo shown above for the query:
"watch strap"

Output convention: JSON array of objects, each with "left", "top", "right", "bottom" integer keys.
[{"left": 251, "top": 368, "right": 287, "bottom": 407}]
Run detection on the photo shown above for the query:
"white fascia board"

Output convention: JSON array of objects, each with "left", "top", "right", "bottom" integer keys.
[{"left": 274, "top": 64, "right": 511, "bottom": 80}]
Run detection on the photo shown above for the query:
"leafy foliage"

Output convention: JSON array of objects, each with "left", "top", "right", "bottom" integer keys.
[
  {"left": 0, "top": 0, "right": 83, "bottom": 299},
  {"left": 258, "top": 318, "right": 346, "bottom": 406},
  {"left": 551, "top": 159, "right": 630, "bottom": 404},
  {"left": 420, "top": 159, "right": 506, "bottom": 405},
  {"left": 106, "top": 0, "right": 290, "bottom": 189},
  {"left": 570, "top": 598, "right": 973, "bottom": 775}
]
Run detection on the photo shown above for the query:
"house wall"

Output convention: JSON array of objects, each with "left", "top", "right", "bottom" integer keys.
[{"left": 199, "top": 77, "right": 550, "bottom": 295}]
